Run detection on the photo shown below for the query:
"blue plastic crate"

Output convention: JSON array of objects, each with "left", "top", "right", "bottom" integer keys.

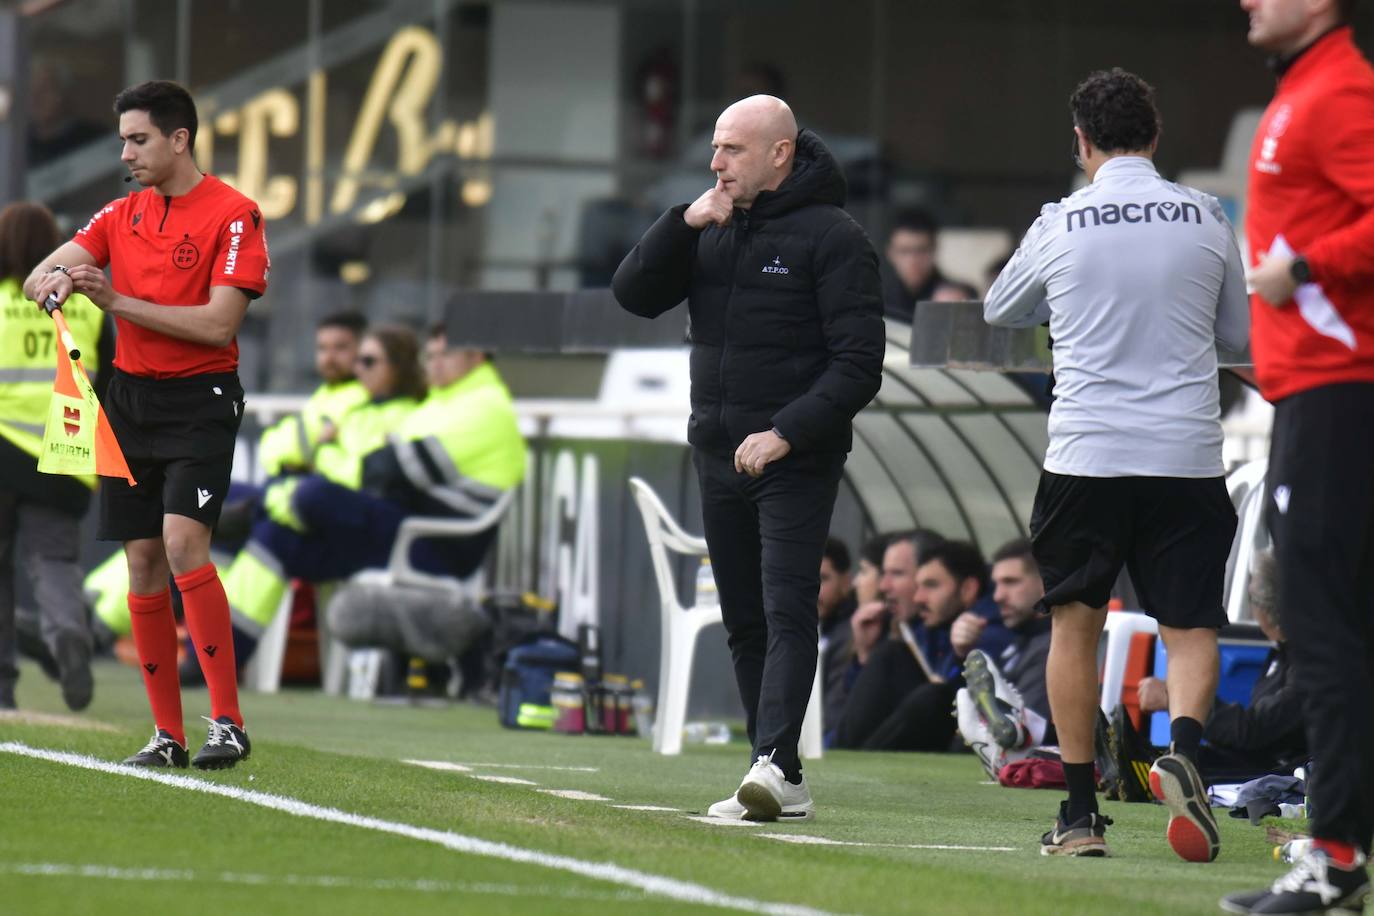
[{"left": 1147, "top": 637, "right": 1274, "bottom": 747}]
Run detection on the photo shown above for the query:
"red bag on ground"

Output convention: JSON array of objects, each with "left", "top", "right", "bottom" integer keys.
[{"left": 999, "top": 757, "right": 1067, "bottom": 789}]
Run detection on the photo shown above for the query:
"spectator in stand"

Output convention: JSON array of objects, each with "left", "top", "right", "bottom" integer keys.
[
  {"left": 881, "top": 208, "right": 978, "bottom": 323},
  {"left": 833, "top": 537, "right": 1010, "bottom": 751},
  {"left": 821, "top": 533, "right": 888, "bottom": 732},
  {"left": 818, "top": 536, "right": 856, "bottom": 652}
]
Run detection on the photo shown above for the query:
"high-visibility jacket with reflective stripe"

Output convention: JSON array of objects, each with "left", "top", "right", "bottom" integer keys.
[
  {"left": 0, "top": 278, "right": 104, "bottom": 465},
  {"left": 363, "top": 361, "right": 526, "bottom": 516},
  {"left": 257, "top": 379, "right": 368, "bottom": 475},
  {"left": 313, "top": 395, "right": 417, "bottom": 490}
]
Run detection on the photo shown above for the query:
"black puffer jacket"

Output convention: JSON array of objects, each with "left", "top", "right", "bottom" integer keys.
[{"left": 612, "top": 129, "right": 885, "bottom": 454}]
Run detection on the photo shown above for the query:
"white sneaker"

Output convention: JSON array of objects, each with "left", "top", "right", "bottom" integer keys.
[
  {"left": 718, "top": 751, "right": 815, "bottom": 822},
  {"left": 956, "top": 689, "right": 1005, "bottom": 779},
  {"left": 707, "top": 793, "right": 747, "bottom": 819}
]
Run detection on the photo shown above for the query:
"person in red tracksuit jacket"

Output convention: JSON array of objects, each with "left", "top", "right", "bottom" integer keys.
[{"left": 1224, "top": 2, "right": 1374, "bottom": 913}]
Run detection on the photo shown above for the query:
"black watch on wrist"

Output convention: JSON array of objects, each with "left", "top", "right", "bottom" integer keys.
[
  {"left": 49, "top": 264, "right": 70, "bottom": 277},
  {"left": 1289, "top": 255, "right": 1312, "bottom": 285}
]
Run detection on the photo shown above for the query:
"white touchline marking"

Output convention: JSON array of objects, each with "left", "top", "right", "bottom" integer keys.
[
  {"left": 537, "top": 790, "right": 611, "bottom": 802},
  {"left": 403, "top": 760, "right": 473, "bottom": 773},
  {"left": 761, "top": 835, "right": 1016, "bottom": 852},
  {"left": 0, "top": 862, "right": 650, "bottom": 902},
  {"left": 682, "top": 816, "right": 763, "bottom": 828},
  {"left": 470, "top": 775, "right": 539, "bottom": 786},
  {"left": 1, "top": 743, "right": 832, "bottom": 916},
  {"left": 612, "top": 805, "right": 680, "bottom": 812},
  {"left": 405, "top": 759, "right": 599, "bottom": 773}
]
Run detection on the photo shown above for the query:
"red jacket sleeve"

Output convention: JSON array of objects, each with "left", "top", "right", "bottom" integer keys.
[
  {"left": 70, "top": 198, "right": 123, "bottom": 267},
  {"left": 211, "top": 207, "right": 269, "bottom": 299},
  {"left": 1305, "top": 85, "right": 1374, "bottom": 286}
]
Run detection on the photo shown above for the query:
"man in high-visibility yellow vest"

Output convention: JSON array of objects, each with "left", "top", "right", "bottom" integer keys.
[
  {"left": 0, "top": 202, "right": 108, "bottom": 711},
  {"left": 221, "top": 325, "right": 526, "bottom": 665},
  {"left": 255, "top": 311, "right": 370, "bottom": 478}
]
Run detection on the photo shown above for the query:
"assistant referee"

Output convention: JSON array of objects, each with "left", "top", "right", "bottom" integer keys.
[{"left": 25, "top": 80, "right": 269, "bottom": 770}]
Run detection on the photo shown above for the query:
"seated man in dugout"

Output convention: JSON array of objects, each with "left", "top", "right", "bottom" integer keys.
[
  {"left": 955, "top": 537, "right": 1053, "bottom": 776},
  {"left": 832, "top": 537, "right": 1011, "bottom": 752},
  {"left": 821, "top": 532, "right": 889, "bottom": 735}
]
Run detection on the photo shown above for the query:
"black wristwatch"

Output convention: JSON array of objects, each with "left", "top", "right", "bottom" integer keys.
[
  {"left": 49, "top": 264, "right": 70, "bottom": 277},
  {"left": 1289, "top": 255, "right": 1312, "bottom": 285}
]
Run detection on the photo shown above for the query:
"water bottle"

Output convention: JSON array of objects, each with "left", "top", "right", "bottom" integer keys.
[
  {"left": 694, "top": 557, "right": 718, "bottom": 608},
  {"left": 683, "top": 721, "right": 731, "bottom": 745},
  {"left": 1275, "top": 837, "right": 1313, "bottom": 863}
]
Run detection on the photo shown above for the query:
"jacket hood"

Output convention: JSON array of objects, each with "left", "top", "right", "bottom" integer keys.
[{"left": 749, "top": 128, "right": 847, "bottom": 218}]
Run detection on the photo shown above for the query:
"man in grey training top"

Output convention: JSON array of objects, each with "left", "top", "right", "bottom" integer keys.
[{"left": 985, "top": 69, "right": 1249, "bottom": 860}]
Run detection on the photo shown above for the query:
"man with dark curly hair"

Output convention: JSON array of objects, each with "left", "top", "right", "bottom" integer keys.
[{"left": 985, "top": 69, "right": 1250, "bottom": 860}]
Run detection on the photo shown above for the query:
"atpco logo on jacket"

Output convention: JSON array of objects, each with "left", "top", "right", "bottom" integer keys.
[{"left": 1065, "top": 200, "right": 1202, "bottom": 232}]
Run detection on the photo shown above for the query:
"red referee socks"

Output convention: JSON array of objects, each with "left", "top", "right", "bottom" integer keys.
[
  {"left": 128, "top": 589, "right": 185, "bottom": 747},
  {"left": 175, "top": 563, "right": 243, "bottom": 729}
]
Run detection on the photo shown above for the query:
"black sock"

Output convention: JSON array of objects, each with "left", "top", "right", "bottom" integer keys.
[
  {"left": 1170, "top": 717, "right": 1203, "bottom": 763},
  {"left": 1064, "top": 762, "right": 1098, "bottom": 822}
]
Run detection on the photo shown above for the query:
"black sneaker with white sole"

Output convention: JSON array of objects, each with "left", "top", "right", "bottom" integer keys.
[
  {"left": 1220, "top": 848, "right": 1370, "bottom": 914},
  {"left": 1041, "top": 800, "right": 1113, "bottom": 857},
  {"left": 192, "top": 716, "right": 251, "bottom": 770},
  {"left": 123, "top": 729, "right": 189, "bottom": 768}
]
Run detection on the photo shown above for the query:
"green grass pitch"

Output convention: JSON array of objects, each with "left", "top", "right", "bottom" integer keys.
[{"left": 0, "top": 658, "right": 1305, "bottom": 915}]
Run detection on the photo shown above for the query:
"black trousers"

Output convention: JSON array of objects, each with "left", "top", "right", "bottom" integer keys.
[
  {"left": 832, "top": 638, "right": 959, "bottom": 751},
  {"left": 1266, "top": 382, "right": 1374, "bottom": 852},
  {"left": 694, "top": 447, "right": 845, "bottom": 781}
]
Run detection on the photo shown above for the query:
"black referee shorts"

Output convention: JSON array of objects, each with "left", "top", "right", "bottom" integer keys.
[
  {"left": 98, "top": 369, "right": 245, "bottom": 542},
  {"left": 1029, "top": 471, "right": 1236, "bottom": 629}
]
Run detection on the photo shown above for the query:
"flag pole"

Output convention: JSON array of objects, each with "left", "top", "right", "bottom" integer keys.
[{"left": 42, "top": 294, "right": 80, "bottom": 360}]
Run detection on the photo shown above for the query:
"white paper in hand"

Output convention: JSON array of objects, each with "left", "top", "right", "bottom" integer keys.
[{"left": 1270, "top": 233, "right": 1357, "bottom": 351}]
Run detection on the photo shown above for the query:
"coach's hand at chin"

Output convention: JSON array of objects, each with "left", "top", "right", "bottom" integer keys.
[
  {"left": 68, "top": 264, "right": 121, "bottom": 310},
  {"left": 734, "top": 428, "right": 791, "bottom": 478}
]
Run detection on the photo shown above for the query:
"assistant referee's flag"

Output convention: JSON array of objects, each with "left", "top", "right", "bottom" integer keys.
[{"left": 36, "top": 302, "right": 135, "bottom": 485}]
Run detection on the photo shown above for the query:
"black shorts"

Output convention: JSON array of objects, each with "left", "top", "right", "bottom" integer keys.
[
  {"left": 1029, "top": 471, "right": 1236, "bottom": 629},
  {"left": 98, "top": 369, "right": 245, "bottom": 542}
]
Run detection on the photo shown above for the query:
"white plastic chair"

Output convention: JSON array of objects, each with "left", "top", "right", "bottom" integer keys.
[
  {"left": 244, "top": 489, "right": 515, "bottom": 696},
  {"left": 1098, "top": 610, "right": 1159, "bottom": 714},
  {"left": 628, "top": 476, "right": 823, "bottom": 758},
  {"left": 1223, "top": 458, "right": 1270, "bottom": 624}
]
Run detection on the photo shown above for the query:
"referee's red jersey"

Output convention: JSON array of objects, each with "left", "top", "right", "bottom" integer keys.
[
  {"left": 1246, "top": 26, "right": 1374, "bottom": 402},
  {"left": 72, "top": 174, "right": 269, "bottom": 379}
]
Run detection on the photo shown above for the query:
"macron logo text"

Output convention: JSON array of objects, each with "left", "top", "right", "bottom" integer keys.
[{"left": 1065, "top": 200, "right": 1202, "bottom": 233}]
